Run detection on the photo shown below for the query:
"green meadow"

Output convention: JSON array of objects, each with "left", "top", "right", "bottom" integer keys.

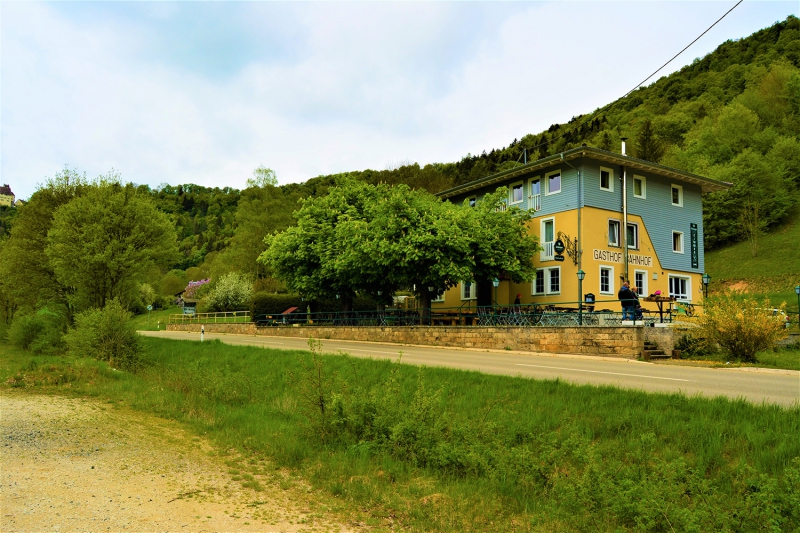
[
  {"left": 2, "top": 337, "right": 798, "bottom": 532},
  {"left": 705, "top": 209, "right": 800, "bottom": 309}
]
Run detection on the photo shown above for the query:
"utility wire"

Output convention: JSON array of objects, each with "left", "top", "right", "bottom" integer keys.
[
  {"left": 620, "top": 0, "right": 744, "bottom": 100},
  {"left": 504, "top": 0, "right": 745, "bottom": 159}
]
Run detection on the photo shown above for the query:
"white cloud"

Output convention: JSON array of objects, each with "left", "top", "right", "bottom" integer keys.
[{"left": 1, "top": 1, "right": 796, "bottom": 200}]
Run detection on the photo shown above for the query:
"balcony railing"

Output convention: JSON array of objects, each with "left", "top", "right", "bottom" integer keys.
[
  {"left": 541, "top": 240, "right": 554, "bottom": 261},
  {"left": 528, "top": 193, "right": 541, "bottom": 211}
]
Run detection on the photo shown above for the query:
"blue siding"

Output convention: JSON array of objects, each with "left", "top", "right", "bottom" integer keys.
[
  {"left": 634, "top": 176, "right": 704, "bottom": 274},
  {"left": 449, "top": 164, "right": 580, "bottom": 215},
  {"left": 446, "top": 156, "right": 705, "bottom": 275},
  {"left": 579, "top": 158, "right": 703, "bottom": 274},
  {"left": 581, "top": 159, "right": 623, "bottom": 212}
]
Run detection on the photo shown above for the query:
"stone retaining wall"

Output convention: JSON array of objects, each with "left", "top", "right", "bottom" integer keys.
[{"left": 168, "top": 323, "right": 645, "bottom": 357}]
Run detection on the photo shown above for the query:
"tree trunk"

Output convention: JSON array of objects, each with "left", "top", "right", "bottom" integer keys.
[{"left": 419, "top": 290, "right": 432, "bottom": 326}]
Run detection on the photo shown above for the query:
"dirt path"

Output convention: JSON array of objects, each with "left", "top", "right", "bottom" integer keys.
[{"left": 1, "top": 392, "right": 358, "bottom": 532}]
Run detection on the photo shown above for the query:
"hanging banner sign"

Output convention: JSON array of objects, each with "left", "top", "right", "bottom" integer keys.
[
  {"left": 593, "top": 249, "right": 653, "bottom": 267},
  {"left": 690, "top": 223, "right": 699, "bottom": 269}
]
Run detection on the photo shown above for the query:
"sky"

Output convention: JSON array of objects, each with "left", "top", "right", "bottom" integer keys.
[{"left": 1, "top": 1, "right": 797, "bottom": 201}]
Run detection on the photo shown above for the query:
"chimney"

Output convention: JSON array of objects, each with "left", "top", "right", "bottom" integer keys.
[{"left": 620, "top": 137, "right": 628, "bottom": 156}]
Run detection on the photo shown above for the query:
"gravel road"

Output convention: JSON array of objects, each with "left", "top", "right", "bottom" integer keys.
[{"left": 1, "top": 392, "right": 358, "bottom": 532}]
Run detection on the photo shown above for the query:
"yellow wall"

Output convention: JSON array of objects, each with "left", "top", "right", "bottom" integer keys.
[
  {"left": 433, "top": 206, "right": 705, "bottom": 311},
  {"left": 0, "top": 195, "right": 13, "bottom": 207}
]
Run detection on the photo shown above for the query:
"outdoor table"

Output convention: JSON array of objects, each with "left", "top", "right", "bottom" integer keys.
[{"left": 642, "top": 296, "right": 676, "bottom": 323}]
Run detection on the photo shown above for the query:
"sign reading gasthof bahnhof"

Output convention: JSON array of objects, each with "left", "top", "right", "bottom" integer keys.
[{"left": 592, "top": 249, "right": 653, "bottom": 267}]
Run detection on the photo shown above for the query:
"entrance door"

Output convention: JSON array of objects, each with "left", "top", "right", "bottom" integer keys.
[{"left": 476, "top": 280, "right": 493, "bottom": 307}]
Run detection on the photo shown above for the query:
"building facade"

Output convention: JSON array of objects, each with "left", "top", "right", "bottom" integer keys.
[
  {"left": 0, "top": 184, "right": 14, "bottom": 207},
  {"left": 433, "top": 146, "right": 730, "bottom": 312}
]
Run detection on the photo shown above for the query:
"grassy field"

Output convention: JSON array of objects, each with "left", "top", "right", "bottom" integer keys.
[
  {"left": 129, "top": 306, "right": 179, "bottom": 331},
  {"left": 705, "top": 209, "right": 800, "bottom": 309},
  {"left": 2, "top": 338, "right": 798, "bottom": 532},
  {"left": 669, "top": 346, "right": 800, "bottom": 371},
  {"left": 129, "top": 307, "right": 252, "bottom": 331}
]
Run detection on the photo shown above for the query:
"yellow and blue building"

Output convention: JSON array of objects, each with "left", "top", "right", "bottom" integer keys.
[{"left": 433, "top": 145, "right": 730, "bottom": 312}]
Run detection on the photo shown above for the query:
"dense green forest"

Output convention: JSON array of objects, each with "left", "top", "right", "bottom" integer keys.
[
  {"left": 166, "top": 14, "right": 798, "bottom": 272},
  {"left": 1, "top": 15, "right": 798, "bottom": 313}
]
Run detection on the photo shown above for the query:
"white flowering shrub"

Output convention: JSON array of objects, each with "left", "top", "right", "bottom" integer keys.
[{"left": 204, "top": 272, "right": 253, "bottom": 312}]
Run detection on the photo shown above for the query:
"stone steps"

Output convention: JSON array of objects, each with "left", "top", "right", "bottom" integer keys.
[{"left": 641, "top": 341, "right": 672, "bottom": 361}]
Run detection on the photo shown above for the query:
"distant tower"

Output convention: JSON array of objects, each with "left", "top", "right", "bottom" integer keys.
[{"left": 0, "top": 184, "right": 15, "bottom": 207}]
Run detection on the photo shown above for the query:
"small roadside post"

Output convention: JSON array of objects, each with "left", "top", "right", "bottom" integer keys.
[
  {"left": 201, "top": 325, "right": 205, "bottom": 342},
  {"left": 147, "top": 304, "right": 153, "bottom": 326}
]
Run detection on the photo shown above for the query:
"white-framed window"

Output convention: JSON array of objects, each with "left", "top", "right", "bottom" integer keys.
[
  {"left": 540, "top": 217, "right": 555, "bottom": 261},
  {"left": 528, "top": 177, "right": 541, "bottom": 211},
  {"left": 671, "top": 184, "right": 683, "bottom": 207},
  {"left": 531, "top": 267, "right": 561, "bottom": 295},
  {"left": 546, "top": 170, "right": 561, "bottom": 195},
  {"left": 599, "top": 266, "right": 614, "bottom": 295},
  {"left": 510, "top": 182, "right": 524, "bottom": 204},
  {"left": 600, "top": 166, "right": 614, "bottom": 192},
  {"left": 532, "top": 270, "right": 545, "bottom": 295},
  {"left": 432, "top": 290, "right": 445, "bottom": 303},
  {"left": 627, "top": 222, "right": 639, "bottom": 250},
  {"left": 669, "top": 275, "right": 691, "bottom": 301},
  {"left": 633, "top": 175, "right": 646, "bottom": 199},
  {"left": 672, "top": 231, "right": 684, "bottom": 253},
  {"left": 547, "top": 267, "right": 561, "bottom": 294},
  {"left": 461, "top": 282, "right": 477, "bottom": 300},
  {"left": 467, "top": 196, "right": 477, "bottom": 207},
  {"left": 608, "top": 219, "right": 621, "bottom": 247},
  {"left": 634, "top": 270, "right": 648, "bottom": 297}
]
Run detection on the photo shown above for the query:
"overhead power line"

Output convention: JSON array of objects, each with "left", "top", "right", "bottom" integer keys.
[{"left": 507, "top": 0, "right": 745, "bottom": 159}]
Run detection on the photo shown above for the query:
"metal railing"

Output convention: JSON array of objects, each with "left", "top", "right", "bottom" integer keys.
[
  {"left": 164, "top": 298, "right": 700, "bottom": 328},
  {"left": 169, "top": 311, "right": 251, "bottom": 324},
  {"left": 250, "top": 299, "right": 676, "bottom": 328},
  {"left": 529, "top": 193, "right": 541, "bottom": 211}
]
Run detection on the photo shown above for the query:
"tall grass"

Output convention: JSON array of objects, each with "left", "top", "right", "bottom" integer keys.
[{"left": 2, "top": 338, "right": 798, "bottom": 531}]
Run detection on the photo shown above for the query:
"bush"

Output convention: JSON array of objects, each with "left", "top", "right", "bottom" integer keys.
[
  {"left": 684, "top": 292, "right": 789, "bottom": 363},
  {"left": 7, "top": 314, "right": 44, "bottom": 350},
  {"left": 64, "top": 299, "right": 143, "bottom": 371},
  {"left": 674, "top": 332, "right": 717, "bottom": 358},
  {"left": 7, "top": 309, "right": 66, "bottom": 354},
  {"left": 204, "top": 272, "right": 253, "bottom": 312}
]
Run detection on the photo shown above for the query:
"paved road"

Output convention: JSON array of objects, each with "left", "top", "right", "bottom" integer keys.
[{"left": 139, "top": 330, "right": 800, "bottom": 407}]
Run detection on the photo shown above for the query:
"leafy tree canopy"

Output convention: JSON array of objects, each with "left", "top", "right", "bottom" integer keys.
[
  {"left": 260, "top": 181, "right": 539, "bottom": 310},
  {"left": 46, "top": 179, "right": 179, "bottom": 311}
]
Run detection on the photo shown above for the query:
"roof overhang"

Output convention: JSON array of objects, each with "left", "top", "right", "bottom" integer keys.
[{"left": 436, "top": 146, "right": 732, "bottom": 198}]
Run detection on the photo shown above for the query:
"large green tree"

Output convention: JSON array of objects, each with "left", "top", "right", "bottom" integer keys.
[
  {"left": 45, "top": 181, "right": 179, "bottom": 311},
  {"left": 260, "top": 179, "right": 381, "bottom": 309},
  {"left": 0, "top": 168, "right": 89, "bottom": 317},
  {"left": 260, "top": 181, "right": 539, "bottom": 313}
]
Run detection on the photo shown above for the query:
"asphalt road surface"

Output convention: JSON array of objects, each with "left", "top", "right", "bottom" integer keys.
[{"left": 140, "top": 330, "right": 800, "bottom": 407}]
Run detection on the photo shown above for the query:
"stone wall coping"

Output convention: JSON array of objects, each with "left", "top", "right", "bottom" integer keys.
[{"left": 166, "top": 323, "right": 646, "bottom": 359}]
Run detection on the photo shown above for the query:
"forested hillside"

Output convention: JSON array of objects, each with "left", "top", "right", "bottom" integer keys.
[
  {"left": 1, "top": 16, "right": 797, "bottom": 314},
  {"left": 151, "top": 14, "right": 800, "bottom": 271}
]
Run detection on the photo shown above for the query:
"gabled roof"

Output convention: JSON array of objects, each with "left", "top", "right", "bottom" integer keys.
[
  {"left": 0, "top": 184, "right": 14, "bottom": 197},
  {"left": 436, "top": 146, "right": 732, "bottom": 199}
]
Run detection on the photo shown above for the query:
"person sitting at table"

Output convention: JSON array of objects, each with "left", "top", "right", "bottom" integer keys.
[
  {"left": 514, "top": 293, "right": 521, "bottom": 306},
  {"left": 631, "top": 286, "right": 644, "bottom": 320},
  {"left": 618, "top": 282, "right": 637, "bottom": 321}
]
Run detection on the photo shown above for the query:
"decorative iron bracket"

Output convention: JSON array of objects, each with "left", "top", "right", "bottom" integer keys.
[{"left": 556, "top": 231, "right": 580, "bottom": 265}]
